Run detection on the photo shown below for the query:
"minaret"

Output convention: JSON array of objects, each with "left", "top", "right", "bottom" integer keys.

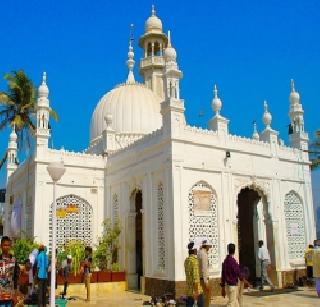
[
  {"left": 139, "top": 5, "right": 168, "bottom": 99},
  {"left": 288, "top": 79, "right": 308, "bottom": 150},
  {"left": 6, "top": 124, "right": 18, "bottom": 181},
  {"left": 161, "top": 31, "right": 185, "bottom": 136},
  {"left": 252, "top": 121, "right": 259, "bottom": 140},
  {"left": 208, "top": 85, "right": 229, "bottom": 136},
  {"left": 260, "top": 100, "right": 279, "bottom": 144},
  {"left": 35, "top": 72, "right": 51, "bottom": 156}
]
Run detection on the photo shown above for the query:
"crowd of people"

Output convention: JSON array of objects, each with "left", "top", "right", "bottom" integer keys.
[
  {"left": 184, "top": 239, "right": 274, "bottom": 307},
  {"left": 0, "top": 235, "right": 93, "bottom": 306}
]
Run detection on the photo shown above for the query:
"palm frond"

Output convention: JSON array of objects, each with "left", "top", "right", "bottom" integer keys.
[
  {"left": 0, "top": 152, "right": 8, "bottom": 170},
  {"left": 49, "top": 108, "right": 59, "bottom": 121}
]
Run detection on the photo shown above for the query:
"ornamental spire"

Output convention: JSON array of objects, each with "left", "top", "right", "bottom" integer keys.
[
  {"left": 126, "top": 24, "right": 135, "bottom": 84},
  {"left": 211, "top": 84, "right": 222, "bottom": 116},
  {"left": 151, "top": 4, "right": 156, "bottom": 16},
  {"left": 168, "top": 30, "right": 172, "bottom": 47},
  {"left": 252, "top": 120, "right": 259, "bottom": 140},
  {"left": 290, "top": 79, "right": 295, "bottom": 93}
]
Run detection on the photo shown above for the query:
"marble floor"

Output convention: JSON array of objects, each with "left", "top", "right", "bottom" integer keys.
[{"left": 64, "top": 287, "right": 319, "bottom": 306}]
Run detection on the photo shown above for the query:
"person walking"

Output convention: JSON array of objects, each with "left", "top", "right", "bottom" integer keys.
[
  {"left": 198, "top": 240, "right": 212, "bottom": 307},
  {"left": 37, "top": 245, "right": 49, "bottom": 307},
  {"left": 220, "top": 243, "right": 241, "bottom": 307},
  {"left": 61, "top": 255, "right": 72, "bottom": 297},
  {"left": 81, "top": 246, "right": 93, "bottom": 301},
  {"left": 184, "top": 242, "right": 204, "bottom": 307},
  {"left": 257, "top": 240, "right": 274, "bottom": 291},
  {"left": 305, "top": 244, "right": 314, "bottom": 286}
]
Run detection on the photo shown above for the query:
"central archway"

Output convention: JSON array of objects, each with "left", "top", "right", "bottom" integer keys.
[{"left": 237, "top": 188, "right": 260, "bottom": 282}]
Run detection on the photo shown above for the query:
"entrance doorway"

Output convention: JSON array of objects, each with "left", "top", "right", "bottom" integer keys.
[
  {"left": 237, "top": 188, "right": 261, "bottom": 283},
  {"left": 135, "top": 191, "right": 143, "bottom": 290}
]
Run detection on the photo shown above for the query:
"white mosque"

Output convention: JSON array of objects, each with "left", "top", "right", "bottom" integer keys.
[{"left": 4, "top": 6, "right": 316, "bottom": 296}]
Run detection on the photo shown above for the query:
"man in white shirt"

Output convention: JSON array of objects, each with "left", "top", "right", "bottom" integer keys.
[
  {"left": 257, "top": 240, "right": 274, "bottom": 291},
  {"left": 198, "top": 240, "right": 212, "bottom": 307}
]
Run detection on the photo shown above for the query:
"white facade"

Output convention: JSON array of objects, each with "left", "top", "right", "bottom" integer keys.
[{"left": 4, "top": 6, "right": 316, "bottom": 294}]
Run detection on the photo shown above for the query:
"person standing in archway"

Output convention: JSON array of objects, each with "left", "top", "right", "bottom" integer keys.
[{"left": 257, "top": 240, "right": 274, "bottom": 291}]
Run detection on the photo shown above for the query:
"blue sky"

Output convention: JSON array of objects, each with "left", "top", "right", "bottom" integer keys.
[{"left": 0, "top": 0, "right": 319, "bottom": 209}]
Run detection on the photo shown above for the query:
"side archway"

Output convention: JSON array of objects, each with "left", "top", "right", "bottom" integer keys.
[{"left": 49, "top": 194, "right": 93, "bottom": 247}]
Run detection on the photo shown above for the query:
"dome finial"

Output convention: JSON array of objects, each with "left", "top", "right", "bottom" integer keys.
[
  {"left": 252, "top": 120, "right": 259, "bottom": 140},
  {"left": 264, "top": 100, "right": 268, "bottom": 112},
  {"left": 168, "top": 30, "right": 171, "bottom": 47},
  {"left": 38, "top": 71, "right": 49, "bottom": 98},
  {"left": 211, "top": 84, "right": 222, "bottom": 116},
  {"left": 214, "top": 84, "right": 218, "bottom": 99},
  {"left": 152, "top": 4, "right": 156, "bottom": 16},
  {"left": 262, "top": 100, "right": 272, "bottom": 129},
  {"left": 42, "top": 72, "right": 47, "bottom": 84},
  {"left": 291, "top": 79, "right": 295, "bottom": 93},
  {"left": 126, "top": 24, "right": 135, "bottom": 84}
]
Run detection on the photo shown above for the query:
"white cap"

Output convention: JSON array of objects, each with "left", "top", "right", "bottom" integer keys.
[{"left": 67, "top": 255, "right": 72, "bottom": 259}]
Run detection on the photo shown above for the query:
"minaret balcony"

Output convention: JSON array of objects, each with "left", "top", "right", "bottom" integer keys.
[{"left": 140, "top": 56, "right": 165, "bottom": 69}]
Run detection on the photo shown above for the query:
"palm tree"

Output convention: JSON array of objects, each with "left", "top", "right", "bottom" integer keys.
[
  {"left": 0, "top": 70, "right": 58, "bottom": 169},
  {"left": 310, "top": 129, "right": 320, "bottom": 170}
]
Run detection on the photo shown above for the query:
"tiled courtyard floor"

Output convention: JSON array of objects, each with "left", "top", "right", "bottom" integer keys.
[{"left": 65, "top": 287, "right": 319, "bottom": 306}]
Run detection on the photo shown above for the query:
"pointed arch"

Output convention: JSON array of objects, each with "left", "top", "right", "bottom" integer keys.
[
  {"left": 49, "top": 194, "right": 93, "bottom": 247},
  {"left": 284, "top": 190, "right": 305, "bottom": 259},
  {"left": 188, "top": 180, "right": 218, "bottom": 267}
]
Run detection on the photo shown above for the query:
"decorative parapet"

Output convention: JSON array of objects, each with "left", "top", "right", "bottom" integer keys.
[
  {"left": 48, "top": 148, "right": 102, "bottom": 159},
  {"left": 115, "top": 133, "right": 145, "bottom": 149},
  {"left": 227, "top": 134, "right": 269, "bottom": 147},
  {"left": 109, "top": 128, "right": 163, "bottom": 156},
  {"left": 184, "top": 125, "right": 218, "bottom": 136}
]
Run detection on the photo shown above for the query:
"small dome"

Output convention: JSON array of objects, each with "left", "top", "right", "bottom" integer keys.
[
  {"left": 289, "top": 91, "right": 300, "bottom": 105},
  {"left": 90, "top": 83, "right": 162, "bottom": 143},
  {"left": 262, "top": 101, "right": 272, "bottom": 127},
  {"left": 211, "top": 85, "right": 222, "bottom": 115},
  {"left": 164, "top": 46, "right": 176, "bottom": 61},
  {"left": 289, "top": 79, "right": 300, "bottom": 105},
  {"left": 10, "top": 127, "right": 17, "bottom": 141},
  {"left": 38, "top": 72, "right": 49, "bottom": 98},
  {"left": 145, "top": 6, "right": 163, "bottom": 33}
]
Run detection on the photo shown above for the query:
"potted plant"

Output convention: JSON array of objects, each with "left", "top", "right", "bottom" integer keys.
[
  {"left": 111, "top": 262, "right": 125, "bottom": 281},
  {"left": 62, "top": 240, "right": 85, "bottom": 283},
  {"left": 94, "top": 218, "right": 121, "bottom": 282}
]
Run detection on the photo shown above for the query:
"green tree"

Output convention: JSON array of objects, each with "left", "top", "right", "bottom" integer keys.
[
  {"left": 310, "top": 129, "right": 320, "bottom": 170},
  {"left": 0, "top": 70, "right": 58, "bottom": 169},
  {"left": 11, "top": 238, "right": 39, "bottom": 264}
]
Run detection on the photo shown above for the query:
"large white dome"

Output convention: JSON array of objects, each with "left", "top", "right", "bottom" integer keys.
[{"left": 90, "top": 83, "right": 162, "bottom": 143}]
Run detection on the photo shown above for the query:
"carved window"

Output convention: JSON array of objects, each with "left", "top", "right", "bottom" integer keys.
[
  {"left": 284, "top": 191, "right": 305, "bottom": 259},
  {"left": 49, "top": 194, "right": 93, "bottom": 248},
  {"left": 112, "top": 194, "right": 119, "bottom": 223},
  {"left": 157, "top": 182, "right": 166, "bottom": 271},
  {"left": 189, "top": 181, "right": 218, "bottom": 267}
]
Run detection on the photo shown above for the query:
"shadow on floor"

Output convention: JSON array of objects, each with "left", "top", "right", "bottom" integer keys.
[
  {"left": 291, "top": 292, "right": 319, "bottom": 300},
  {"left": 244, "top": 289, "right": 298, "bottom": 297}
]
